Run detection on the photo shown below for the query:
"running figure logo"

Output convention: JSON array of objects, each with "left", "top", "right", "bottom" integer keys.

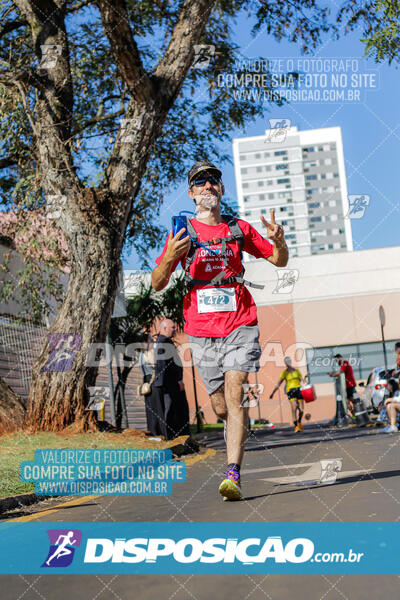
[
  {"left": 272, "top": 269, "right": 299, "bottom": 294},
  {"left": 266, "top": 118, "right": 291, "bottom": 143},
  {"left": 193, "top": 45, "right": 215, "bottom": 69},
  {"left": 42, "top": 529, "right": 82, "bottom": 568},
  {"left": 346, "top": 194, "right": 370, "bottom": 219}
]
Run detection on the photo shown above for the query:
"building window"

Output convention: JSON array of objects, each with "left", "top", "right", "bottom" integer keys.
[
  {"left": 276, "top": 164, "right": 288, "bottom": 170},
  {"left": 309, "top": 202, "right": 320, "bottom": 208},
  {"left": 274, "top": 150, "right": 287, "bottom": 156},
  {"left": 258, "top": 181, "right": 263, "bottom": 187},
  {"left": 333, "top": 173, "right": 339, "bottom": 177},
  {"left": 264, "top": 152, "right": 270, "bottom": 158},
  {"left": 255, "top": 153, "right": 261, "bottom": 158},
  {"left": 277, "top": 178, "right": 290, "bottom": 184},
  {"left": 280, "top": 207, "right": 288, "bottom": 212},
  {"left": 265, "top": 165, "right": 271, "bottom": 171},
  {"left": 268, "top": 193, "right": 274, "bottom": 199},
  {"left": 259, "top": 194, "right": 265, "bottom": 200},
  {"left": 306, "top": 175, "right": 317, "bottom": 181},
  {"left": 256, "top": 166, "right": 262, "bottom": 172},
  {"left": 310, "top": 216, "right": 322, "bottom": 222},
  {"left": 244, "top": 211, "right": 251, "bottom": 216},
  {"left": 318, "top": 146, "right": 323, "bottom": 151},
  {"left": 241, "top": 168, "right": 247, "bottom": 174},
  {"left": 261, "top": 209, "right": 267, "bottom": 214},
  {"left": 339, "top": 228, "right": 345, "bottom": 234},
  {"left": 243, "top": 197, "right": 249, "bottom": 202},
  {"left": 328, "top": 244, "right": 334, "bottom": 249},
  {"left": 305, "top": 339, "right": 399, "bottom": 384},
  {"left": 240, "top": 154, "right": 247, "bottom": 161},
  {"left": 303, "top": 146, "right": 315, "bottom": 152},
  {"left": 243, "top": 183, "right": 249, "bottom": 188}
]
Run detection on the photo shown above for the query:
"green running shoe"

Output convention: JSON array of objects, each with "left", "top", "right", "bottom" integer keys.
[{"left": 218, "top": 468, "right": 243, "bottom": 501}]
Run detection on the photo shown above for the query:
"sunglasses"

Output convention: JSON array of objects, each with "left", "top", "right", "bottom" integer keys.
[{"left": 190, "top": 174, "right": 221, "bottom": 188}]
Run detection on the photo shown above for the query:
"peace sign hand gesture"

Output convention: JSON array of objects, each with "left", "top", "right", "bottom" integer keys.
[{"left": 260, "top": 209, "right": 285, "bottom": 243}]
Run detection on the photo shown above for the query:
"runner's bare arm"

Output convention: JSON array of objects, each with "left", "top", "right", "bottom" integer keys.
[
  {"left": 270, "top": 378, "right": 284, "bottom": 398},
  {"left": 151, "top": 229, "right": 191, "bottom": 291},
  {"left": 260, "top": 209, "right": 289, "bottom": 267}
]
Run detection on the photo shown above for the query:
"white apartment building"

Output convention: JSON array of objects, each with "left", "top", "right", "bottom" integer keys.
[{"left": 232, "top": 125, "right": 353, "bottom": 258}]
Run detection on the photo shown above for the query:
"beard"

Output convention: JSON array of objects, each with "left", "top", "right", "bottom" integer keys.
[{"left": 194, "top": 192, "right": 219, "bottom": 209}]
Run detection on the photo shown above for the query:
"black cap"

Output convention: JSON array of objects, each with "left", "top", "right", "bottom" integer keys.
[{"left": 187, "top": 160, "right": 222, "bottom": 186}]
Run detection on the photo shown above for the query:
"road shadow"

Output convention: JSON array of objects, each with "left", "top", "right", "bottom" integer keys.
[
  {"left": 244, "top": 427, "right": 385, "bottom": 453},
  {"left": 204, "top": 425, "right": 384, "bottom": 452},
  {"left": 243, "top": 468, "right": 400, "bottom": 500}
]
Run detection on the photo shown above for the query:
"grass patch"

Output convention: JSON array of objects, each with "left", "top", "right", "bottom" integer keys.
[{"left": 0, "top": 430, "right": 188, "bottom": 500}]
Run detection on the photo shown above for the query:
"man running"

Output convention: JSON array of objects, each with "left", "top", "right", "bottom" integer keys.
[
  {"left": 269, "top": 357, "right": 307, "bottom": 432},
  {"left": 152, "top": 160, "right": 288, "bottom": 500}
]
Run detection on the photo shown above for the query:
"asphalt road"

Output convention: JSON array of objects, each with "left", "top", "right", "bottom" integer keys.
[{"left": 1, "top": 423, "right": 399, "bottom": 599}]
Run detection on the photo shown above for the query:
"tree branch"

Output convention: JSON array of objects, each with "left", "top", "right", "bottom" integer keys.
[
  {"left": 0, "top": 19, "right": 27, "bottom": 39},
  {"left": 154, "top": 0, "right": 217, "bottom": 106},
  {"left": 72, "top": 106, "right": 125, "bottom": 136},
  {"left": 66, "top": 0, "right": 92, "bottom": 13},
  {"left": 96, "top": 0, "right": 154, "bottom": 103},
  {"left": 11, "top": 0, "right": 80, "bottom": 197},
  {"left": 0, "top": 66, "right": 46, "bottom": 92},
  {"left": 0, "top": 156, "right": 19, "bottom": 169}
]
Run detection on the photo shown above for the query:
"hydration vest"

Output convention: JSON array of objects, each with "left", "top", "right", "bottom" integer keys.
[{"left": 183, "top": 214, "right": 264, "bottom": 290}]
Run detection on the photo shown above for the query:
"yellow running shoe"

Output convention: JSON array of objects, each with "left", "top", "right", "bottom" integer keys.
[
  {"left": 218, "top": 468, "right": 243, "bottom": 501},
  {"left": 297, "top": 422, "right": 304, "bottom": 432}
]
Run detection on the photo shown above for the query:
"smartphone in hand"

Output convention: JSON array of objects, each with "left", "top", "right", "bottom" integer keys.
[{"left": 172, "top": 215, "right": 189, "bottom": 237}]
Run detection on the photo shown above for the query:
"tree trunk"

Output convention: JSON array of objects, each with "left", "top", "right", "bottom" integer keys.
[
  {"left": 0, "top": 376, "right": 26, "bottom": 434},
  {"left": 24, "top": 224, "right": 122, "bottom": 432}
]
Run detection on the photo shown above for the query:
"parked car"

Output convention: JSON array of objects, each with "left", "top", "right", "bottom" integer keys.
[{"left": 359, "top": 366, "right": 397, "bottom": 413}]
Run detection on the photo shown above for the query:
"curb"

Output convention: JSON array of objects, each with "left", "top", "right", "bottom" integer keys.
[{"left": 0, "top": 492, "right": 51, "bottom": 514}]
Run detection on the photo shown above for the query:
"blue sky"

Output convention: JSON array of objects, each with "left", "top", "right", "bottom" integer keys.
[{"left": 123, "top": 11, "right": 400, "bottom": 271}]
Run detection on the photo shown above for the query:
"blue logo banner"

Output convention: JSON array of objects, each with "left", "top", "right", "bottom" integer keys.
[{"left": 0, "top": 522, "right": 398, "bottom": 574}]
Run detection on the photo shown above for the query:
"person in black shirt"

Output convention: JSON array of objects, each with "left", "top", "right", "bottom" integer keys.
[{"left": 154, "top": 319, "right": 190, "bottom": 440}]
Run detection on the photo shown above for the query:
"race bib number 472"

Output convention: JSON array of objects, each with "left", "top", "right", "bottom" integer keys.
[{"left": 196, "top": 287, "right": 237, "bottom": 313}]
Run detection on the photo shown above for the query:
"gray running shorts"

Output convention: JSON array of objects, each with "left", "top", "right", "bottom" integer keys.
[{"left": 187, "top": 325, "right": 261, "bottom": 395}]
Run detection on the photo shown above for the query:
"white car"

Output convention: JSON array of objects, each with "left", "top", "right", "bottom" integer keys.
[{"left": 359, "top": 367, "right": 396, "bottom": 413}]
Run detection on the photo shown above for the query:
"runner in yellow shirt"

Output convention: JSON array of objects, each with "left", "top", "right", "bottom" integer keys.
[{"left": 270, "top": 357, "right": 309, "bottom": 432}]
